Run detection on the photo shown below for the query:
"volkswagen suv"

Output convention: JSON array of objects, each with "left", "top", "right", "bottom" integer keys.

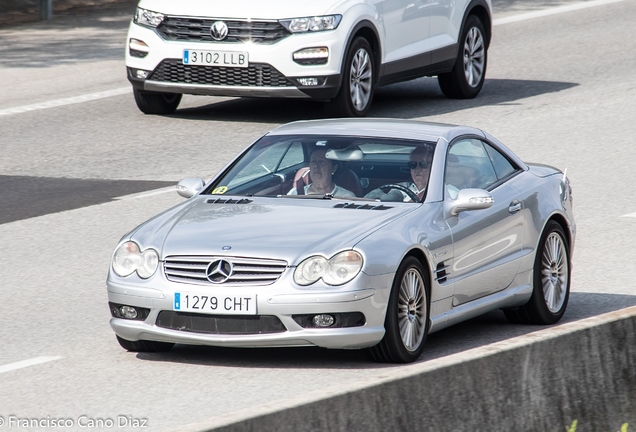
[{"left": 126, "top": 0, "right": 492, "bottom": 116}]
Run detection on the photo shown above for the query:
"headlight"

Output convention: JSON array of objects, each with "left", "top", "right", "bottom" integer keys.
[
  {"left": 112, "top": 241, "right": 159, "bottom": 279},
  {"left": 294, "top": 251, "right": 363, "bottom": 286},
  {"left": 279, "top": 15, "right": 342, "bottom": 33},
  {"left": 134, "top": 7, "right": 164, "bottom": 28}
]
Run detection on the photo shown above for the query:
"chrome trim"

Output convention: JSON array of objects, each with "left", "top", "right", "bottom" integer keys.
[
  {"left": 145, "top": 80, "right": 309, "bottom": 98},
  {"left": 164, "top": 256, "right": 288, "bottom": 286}
]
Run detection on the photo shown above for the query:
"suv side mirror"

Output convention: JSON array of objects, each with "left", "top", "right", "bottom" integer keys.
[
  {"left": 445, "top": 188, "right": 494, "bottom": 216},
  {"left": 176, "top": 178, "right": 206, "bottom": 198}
]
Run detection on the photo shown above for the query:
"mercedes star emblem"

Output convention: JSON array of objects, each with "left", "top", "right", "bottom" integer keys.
[
  {"left": 206, "top": 259, "right": 233, "bottom": 283},
  {"left": 210, "top": 21, "right": 229, "bottom": 41}
]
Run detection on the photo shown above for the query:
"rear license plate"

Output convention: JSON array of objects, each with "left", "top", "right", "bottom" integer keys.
[
  {"left": 174, "top": 292, "right": 256, "bottom": 315},
  {"left": 182, "top": 50, "right": 248, "bottom": 67}
]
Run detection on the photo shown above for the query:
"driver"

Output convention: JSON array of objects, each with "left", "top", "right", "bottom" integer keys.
[
  {"left": 287, "top": 148, "right": 356, "bottom": 197},
  {"left": 364, "top": 146, "right": 433, "bottom": 202}
]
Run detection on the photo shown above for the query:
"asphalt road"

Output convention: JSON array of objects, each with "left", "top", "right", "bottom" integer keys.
[{"left": 1, "top": 0, "right": 636, "bottom": 430}]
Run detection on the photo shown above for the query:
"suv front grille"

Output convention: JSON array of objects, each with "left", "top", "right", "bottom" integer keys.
[
  {"left": 156, "top": 311, "right": 287, "bottom": 334},
  {"left": 164, "top": 256, "right": 288, "bottom": 286},
  {"left": 149, "top": 59, "right": 293, "bottom": 87},
  {"left": 157, "top": 17, "right": 291, "bottom": 44}
]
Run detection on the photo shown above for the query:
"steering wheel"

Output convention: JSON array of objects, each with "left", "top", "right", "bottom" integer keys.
[{"left": 374, "top": 183, "right": 420, "bottom": 203}]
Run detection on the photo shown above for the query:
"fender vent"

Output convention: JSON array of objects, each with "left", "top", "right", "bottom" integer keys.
[
  {"left": 333, "top": 203, "right": 393, "bottom": 210},
  {"left": 206, "top": 198, "right": 253, "bottom": 204},
  {"left": 435, "top": 261, "right": 448, "bottom": 284}
]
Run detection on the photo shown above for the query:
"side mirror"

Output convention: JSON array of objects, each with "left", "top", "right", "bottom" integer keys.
[
  {"left": 445, "top": 188, "right": 494, "bottom": 216},
  {"left": 176, "top": 178, "right": 206, "bottom": 198}
]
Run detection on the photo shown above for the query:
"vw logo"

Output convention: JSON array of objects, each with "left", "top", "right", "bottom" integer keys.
[
  {"left": 210, "top": 21, "right": 229, "bottom": 41},
  {"left": 206, "top": 259, "right": 233, "bottom": 283}
]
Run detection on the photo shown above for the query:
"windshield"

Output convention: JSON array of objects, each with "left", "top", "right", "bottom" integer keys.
[{"left": 206, "top": 135, "right": 436, "bottom": 203}]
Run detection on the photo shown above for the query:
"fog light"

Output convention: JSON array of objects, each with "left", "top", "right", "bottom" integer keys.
[
  {"left": 297, "top": 77, "right": 319, "bottom": 86},
  {"left": 313, "top": 314, "right": 335, "bottom": 327},
  {"left": 120, "top": 306, "right": 138, "bottom": 319},
  {"left": 134, "top": 69, "right": 150, "bottom": 79}
]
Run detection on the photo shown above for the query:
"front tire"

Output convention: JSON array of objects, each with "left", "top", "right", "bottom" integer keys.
[
  {"left": 504, "top": 221, "right": 571, "bottom": 325},
  {"left": 133, "top": 87, "right": 182, "bottom": 115},
  {"left": 116, "top": 335, "right": 175, "bottom": 353},
  {"left": 326, "top": 37, "right": 375, "bottom": 117},
  {"left": 438, "top": 15, "right": 487, "bottom": 99},
  {"left": 369, "top": 257, "right": 429, "bottom": 363}
]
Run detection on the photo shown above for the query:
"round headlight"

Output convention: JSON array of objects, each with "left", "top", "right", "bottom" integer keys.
[
  {"left": 323, "top": 251, "right": 363, "bottom": 285},
  {"left": 294, "top": 256, "right": 328, "bottom": 286},
  {"left": 137, "top": 248, "right": 159, "bottom": 279},
  {"left": 112, "top": 241, "right": 142, "bottom": 277}
]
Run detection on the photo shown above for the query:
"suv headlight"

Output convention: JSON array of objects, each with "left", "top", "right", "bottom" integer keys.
[
  {"left": 134, "top": 7, "right": 165, "bottom": 28},
  {"left": 112, "top": 241, "right": 159, "bottom": 279},
  {"left": 294, "top": 251, "right": 363, "bottom": 286},
  {"left": 279, "top": 15, "right": 342, "bottom": 33}
]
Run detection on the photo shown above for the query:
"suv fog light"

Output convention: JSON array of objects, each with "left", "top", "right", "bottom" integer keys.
[
  {"left": 313, "top": 314, "right": 335, "bottom": 327},
  {"left": 293, "top": 47, "right": 329, "bottom": 65},
  {"left": 297, "top": 77, "right": 319, "bottom": 86},
  {"left": 134, "top": 69, "right": 151, "bottom": 79},
  {"left": 120, "top": 306, "right": 138, "bottom": 319}
]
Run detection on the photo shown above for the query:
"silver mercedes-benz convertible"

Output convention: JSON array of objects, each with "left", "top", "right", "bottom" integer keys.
[{"left": 107, "top": 119, "right": 575, "bottom": 363}]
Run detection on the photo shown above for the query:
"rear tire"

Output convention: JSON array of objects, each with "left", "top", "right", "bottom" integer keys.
[
  {"left": 326, "top": 37, "right": 375, "bottom": 117},
  {"left": 438, "top": 15, "right": 487, "bottom": 99},
  {"left": 133, "top": 87, "right": 182, "bottom": 115},
  {"left": 504, "top": 221, "right": 570, "bottom": 325},
  {"left": 368, "top": 257, "right": 429, "bottom": 363},
  {"left": 116, "top": 335, "right": 174, "bottom": 353}
]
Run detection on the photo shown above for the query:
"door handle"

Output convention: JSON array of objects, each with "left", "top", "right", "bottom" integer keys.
[{"left": 508, "top": 200, "right": 521, "bottom": 214}]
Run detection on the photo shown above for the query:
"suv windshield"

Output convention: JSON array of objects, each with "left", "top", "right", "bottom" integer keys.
[{"left": 206, "top": 135, "right": 436, "bottom": 203}]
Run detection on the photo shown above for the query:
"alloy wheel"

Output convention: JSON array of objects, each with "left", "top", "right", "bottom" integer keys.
[
  {"left": 463, "top": 26, "right": 485, "bottom": 88},
  {"left": 349, "top": 48, "right": 373, "bottom": 111},
  {"left": 541, "top": 232, "right": 568, "bottom": 313},
  {"left": 397, "top": 268, "right": 427, "bottom": 352}
]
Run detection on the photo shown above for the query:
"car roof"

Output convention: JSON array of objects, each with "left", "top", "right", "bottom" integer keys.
[{"left": 266, "top": 118, "right": 483, "bottom": 143}]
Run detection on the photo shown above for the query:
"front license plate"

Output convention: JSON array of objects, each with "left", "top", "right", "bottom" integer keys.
[
  {"left": 174, "top": 292, "right": 256, "bottom": 315},
  {"left": 183, "top": 49, "right": 249, "bottom": 67}
]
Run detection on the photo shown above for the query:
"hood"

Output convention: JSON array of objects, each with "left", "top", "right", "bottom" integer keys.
[
  {"left": 130, "top": 196, "right": 418, "bottom": 265},
  {"left": 138, "top": 0, "right": 344, "bottom": 20}
]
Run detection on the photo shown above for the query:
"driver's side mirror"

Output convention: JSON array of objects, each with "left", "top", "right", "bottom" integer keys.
[
  {"left": 445, "top": 188, "right": 494, "bottom": 216},
  {"left": 176, "top": 178, "right": 206, "bottom": 198}
]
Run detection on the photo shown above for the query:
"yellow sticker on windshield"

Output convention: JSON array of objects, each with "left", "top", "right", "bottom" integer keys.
[{"left": 212, "top": 186, "right": 228, "bottom": 194}]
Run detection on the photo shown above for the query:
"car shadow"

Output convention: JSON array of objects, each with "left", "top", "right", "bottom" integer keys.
[
  {"left": 133, "top": 292, "right": 636, "bottom": 369},
  {"left": 168, "top": 78, "right": 578, "bottom": 124}
]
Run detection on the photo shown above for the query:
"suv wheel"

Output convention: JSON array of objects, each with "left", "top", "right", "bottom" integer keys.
[
  {"left": 133, "top": 88, "right": 182, "bottom": 115},
  {"left": 326, "top": 37, "right": 375, "bottom": 117},
  {"left": 438, "top": 15, "right": 487, "bottom": 99}
]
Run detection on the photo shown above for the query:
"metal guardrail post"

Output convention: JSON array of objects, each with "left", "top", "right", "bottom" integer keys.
[{"left": 39, "top": 0, "right": 53, "bottom": 20}]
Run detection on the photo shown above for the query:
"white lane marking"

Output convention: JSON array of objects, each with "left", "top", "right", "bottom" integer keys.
[
  {"left": 620, "top": 212, "right": 636, "bottom": 218},
  {"left": 114, "top": 186, "right": 176, "bottom": 201},
  {"left": 0, "top": 87, "right": 130, "bottom": 117},
  {"left": 493, "top": 0, "right": 625, "bottom": 25},
  {"left": 0, "top": 0, "right": 625, "bottom": 118},
  {"left": 0, "top": 356, "right": 63, "bottom": 374}
]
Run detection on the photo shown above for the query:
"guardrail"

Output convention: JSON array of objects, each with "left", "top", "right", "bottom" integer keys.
[{"left": 39, "top": 0, "right": 53, "bottom": 20}]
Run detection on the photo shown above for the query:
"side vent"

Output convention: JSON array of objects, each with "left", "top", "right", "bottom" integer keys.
[
  {"left": 206, "top": 198, "right": 253, "bottom": 204},
  {"left": 435, "top": 261, "right": 448, "bottom": 284},
  {"left": 333, "top": 203, "right": 393, "bottom": 210}
]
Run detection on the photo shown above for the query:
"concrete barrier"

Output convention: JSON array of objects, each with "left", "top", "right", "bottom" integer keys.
[{"left": 179, "top": 306, "right": 636, "bottom": 432}]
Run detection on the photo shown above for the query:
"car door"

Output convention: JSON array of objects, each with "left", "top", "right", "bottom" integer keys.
[
  {"left": 444, "top": 138, "right": 525, "bottom": 306},
  {"left": 381, "top": 0, "right": 432, "bottom": 64}
]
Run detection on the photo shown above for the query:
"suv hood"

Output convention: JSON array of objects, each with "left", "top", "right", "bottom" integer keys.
[
  {"left": 137, "top": 0, "right": 343, "bottom": 20},
  {"left": 130, "top": 197, "right": 417, "bottom": 265}
]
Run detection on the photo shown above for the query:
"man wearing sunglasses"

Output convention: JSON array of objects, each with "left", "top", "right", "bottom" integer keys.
[{"left": 394, "top": 146, "right": 434, "bottom": 202}]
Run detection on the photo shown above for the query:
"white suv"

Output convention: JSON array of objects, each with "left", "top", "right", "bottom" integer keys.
[{"left": 126, "top": 0, "right": 492, "bottom": 116}]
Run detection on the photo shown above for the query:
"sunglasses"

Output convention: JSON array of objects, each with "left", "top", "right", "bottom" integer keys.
[{"left": 408, "top": 161, "right": 429, "bottom": 169}]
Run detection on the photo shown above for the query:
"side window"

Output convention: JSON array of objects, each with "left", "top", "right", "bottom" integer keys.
[
  {"left": 278, "top": 142, "right": 305, "bottom": 171},
  {"left": 227, "top": 141, "right": 289, "bottom": 188},
  {"left": 484, "top": 142, "right": 516, "bottom": 180},
  {"left": 445, "top": 139, "right": 498, "bottom": 197}
]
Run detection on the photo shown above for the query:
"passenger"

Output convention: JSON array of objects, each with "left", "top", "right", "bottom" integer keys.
[{"left": 288, "top": 148, "right": 356, "bottom": 197}]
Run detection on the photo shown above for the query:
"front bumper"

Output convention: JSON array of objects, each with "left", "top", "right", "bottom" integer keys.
[
  {"left": 126, "top": 21, "right": 345, "bottom": 100},
  {"left": 107, "top": 271, "right": 393, "bottom": 349}
]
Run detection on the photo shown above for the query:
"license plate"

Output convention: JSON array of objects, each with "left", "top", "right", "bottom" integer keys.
[
  {"left": 174, "top": 292, "right": 256, "bottom": 315},
  {"left": 183, "top": 49, "right": 248, "bottom": 67}
]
